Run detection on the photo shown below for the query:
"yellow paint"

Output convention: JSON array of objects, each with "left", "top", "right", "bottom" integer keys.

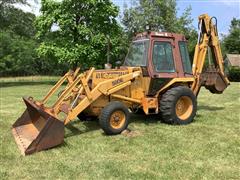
[
  {"left": 110, "top": 110, "right": 126, "bottom": 129},
  {"left": 175, "top": 96, "right": 193, "bottom": 120},
  {"left": 154, "top": 78, "right": 194, "bottom": 98},
  {"left": 24, "top": 14, "right": 229, "bottom": 126},
  {"left": 191, "top": 14, "right": 230, "bottom": 95}
]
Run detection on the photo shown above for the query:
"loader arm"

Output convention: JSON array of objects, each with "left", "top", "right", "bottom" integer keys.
[
  {"left": 12, "top": 67, "right": 141, "bottom": 155},
  {"left": 191, "top": 14, "right": 229, "bottom": 95},
  {"left": 64, "top": 69, "right": 141, "bottom": 124}
]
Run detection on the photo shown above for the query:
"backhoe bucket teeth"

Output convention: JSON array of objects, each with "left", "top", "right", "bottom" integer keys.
[
  {"left": 202, "top": 68, "right": 229, "bottom": 94},
  {"left": 12, "top": 97, "right": 64, "bottom": 155}
]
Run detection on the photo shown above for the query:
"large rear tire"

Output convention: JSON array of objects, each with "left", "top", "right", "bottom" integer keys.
[
  {"left": 99, "top": 101, "right": 130, "bottom": 135},
  {"left": 160, "top": 86, "right": 197, "bottom": 125}
]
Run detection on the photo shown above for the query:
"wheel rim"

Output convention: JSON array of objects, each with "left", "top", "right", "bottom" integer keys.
[
  {"left": 110, "top": 110, "right": 126, "bottom": 129},
  {"left": 175, "top": 96, "right": 193, "bottom": 120}
]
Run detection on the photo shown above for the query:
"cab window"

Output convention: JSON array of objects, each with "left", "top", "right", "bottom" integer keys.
[
  {"left": 124, "top": 39, "right": 149, "bottom": 67},
  {"left": 179, "top": 41, "right": 192, "bottom": 74},
  {"left": 152, "top": 42, "right": 175, "bottom": 73}
]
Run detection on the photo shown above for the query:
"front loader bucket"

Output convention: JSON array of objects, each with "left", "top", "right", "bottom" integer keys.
[
  {"left": 201, "top": 67, "right": 229, "bottom": 94},
  {"left": 12, "top": 97, "right": 64, "bottom": 155}
]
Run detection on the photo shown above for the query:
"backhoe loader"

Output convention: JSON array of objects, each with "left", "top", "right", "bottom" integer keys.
[{"left": 12, "top": 14, "right": 229, "bottom": 155}]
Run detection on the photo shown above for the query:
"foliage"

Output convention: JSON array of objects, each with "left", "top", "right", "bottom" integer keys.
[
  {"left": 176, "top": 7, "right": 197, "bottom": 59},
  {"left": 0, "top": 0, "right": 26, "bottom": 4},
  {"left": 122, "top": 0, "right": 197, "bottom": 59},
  {"left": 221, "top": 18, "right": 240, "bottom": 79},
  {"left": 222, "top": 18, "right": 240, "bottom": 54},
  {"left": 0, "top": 0, "right": 65, "bottom": 76},
  {"left": 0, "top": 0, "right": 38, "bottom": 76},
  {"left": 36, "top": 0, "right": 125, "bottom": 69},
  {"left": 122, "top": 0, "right": 177, "bottom": 35},
  {"left": 0, "top": 0, "right": 236, "bottom": 77},
  {"left": 228, "top": 67, "right": 240, "bottom": 82},
  {"left": 0, "top": 1, "right": 29, "bottom": 34},
  {"left": 0, "top": 7, "right": 36, "bottom": 37},
  {"left": 0, "top": 31, "right": 38, "bottom": 76},
  {"left": 0, "top": 30, "right": 69, "bottom": 76}
]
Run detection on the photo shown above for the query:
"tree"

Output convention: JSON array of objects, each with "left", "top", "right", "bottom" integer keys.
[
  {"left": 223, "top": 18, "right": 240, "bottom": 54},
  {"left": 122, "top": 0, "right": 176, "bottom": 35},
  {"left": 0, "top": 31, "right": 38, "bottom": 76},
  {"left": 0, "top": 0, "right": 61, "bottom": 76},
  {"left": 122, "top": 0, "right": 197, "bottom": 59},
  {"left": 0, "top": 7, "right": 36, "bottom": 37},
  {"left": 0, "top": 0, "right": 27, "bottom": 31},
  {"left": 36, "top": 0, "right": 124, "bottom": 69},
  {"left": 0, "top": 0, "right": 39, "bottom": 76}
]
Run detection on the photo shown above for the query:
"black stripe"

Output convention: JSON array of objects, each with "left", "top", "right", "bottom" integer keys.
[{"left": 148, "top": 78, "right": 172, "bottom": 95}]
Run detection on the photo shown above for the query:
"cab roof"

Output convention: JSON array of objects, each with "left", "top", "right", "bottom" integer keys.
[{"left": 134, "top": 32, "right": 187, "bottom": 41}]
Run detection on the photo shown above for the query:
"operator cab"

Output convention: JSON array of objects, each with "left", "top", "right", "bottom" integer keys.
[{"left": 124, "top": 32, "right": 193, "bottom": 80}]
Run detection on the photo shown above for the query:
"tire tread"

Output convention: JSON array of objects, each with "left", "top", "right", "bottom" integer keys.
[
  {"left": 160, "top": 86, "right": 197, "bottom": 125},
  {"left": 99, "top": 101, "right": 129, "bottom": 135}
]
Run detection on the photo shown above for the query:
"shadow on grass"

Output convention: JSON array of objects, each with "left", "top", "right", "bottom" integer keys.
[
  {"left": 62, "top": 106, "right": 221, "bottom": 139},
  {"left": 0, "top": 81, "right": 57, "bottom": 88},
  {"left": 130, "top": 113, "right": 161, "bottom": 125},
  {"left": 65, "top": 120, "right": 100, "bottom": 138},
  {"left": 64, "top": 113, "right": 161, "bottom": 138},
  {"left": 198, "top": 105, "right": 225, "bottom": 111},
  {"left": 49, "top": 141, "right": 69, "bottom": 150}
]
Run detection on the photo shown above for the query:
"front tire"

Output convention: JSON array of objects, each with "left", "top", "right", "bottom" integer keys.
[
  {"left": 160, "top": 86, "right": 197, "bottom": 125},
  {"left": 99, "top": 101, "right": 130, "bottom": 135}
]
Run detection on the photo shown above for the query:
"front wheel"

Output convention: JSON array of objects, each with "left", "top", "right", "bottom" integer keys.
[
  {"left": 160, "top": 86, "right": 197, "bottom": 125},
  {"left": 99, "top": 101, "right": 130, "bottom": 135}
]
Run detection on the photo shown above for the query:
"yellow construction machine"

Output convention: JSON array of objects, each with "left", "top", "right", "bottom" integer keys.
[{"left": 12, "top": 14, "right": 229, "bottom": 155}]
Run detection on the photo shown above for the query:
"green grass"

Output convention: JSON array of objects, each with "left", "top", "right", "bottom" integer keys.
[
  {"left": 0, "top": 76, "right": 59, "bottom": 83},
  {"left": 0, "top": 81, "right": 239, "bottom": 179}
]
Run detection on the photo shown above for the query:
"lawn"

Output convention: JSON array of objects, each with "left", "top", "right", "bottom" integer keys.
[{"left": 0, "top": 81, "right": 239, "bottom": 179}]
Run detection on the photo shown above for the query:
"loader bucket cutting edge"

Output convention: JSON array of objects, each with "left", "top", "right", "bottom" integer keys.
[{"left": 12, "top": 97, "right": 64, "bottom": 155}]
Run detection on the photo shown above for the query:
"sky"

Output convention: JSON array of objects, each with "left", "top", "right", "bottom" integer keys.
[
  {"left": 17, "top": 0, "right": 240, "bottom": 35},
  {"left": 176, "top": 0, "right": 240, "bottom": 35},
  {"left": 113, "top": 0, "right": 240, "bottom": 35}
]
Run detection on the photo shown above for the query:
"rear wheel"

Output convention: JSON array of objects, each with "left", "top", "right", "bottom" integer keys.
[
  {"left": 160, "top": 86, "right": 197, "bottom": 125},
  {"left": 99, "top": 101, "right": 130, "bottom": 135}
]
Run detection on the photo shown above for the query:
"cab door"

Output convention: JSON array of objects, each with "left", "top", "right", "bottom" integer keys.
[{"left": 147, "top": 37, "right": 179, "bottom": 95}]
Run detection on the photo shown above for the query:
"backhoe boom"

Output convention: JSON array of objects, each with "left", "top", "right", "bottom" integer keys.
[{"left": 191, "top": 14, "right": 229, "bottom": 95}]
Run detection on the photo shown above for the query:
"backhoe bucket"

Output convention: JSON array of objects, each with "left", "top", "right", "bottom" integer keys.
[
  {"left": 12, "top": 97, "right": 64, "bottom": 155},
  {"left": 202, "top": 67, "right": 229, "bottom": 94}
]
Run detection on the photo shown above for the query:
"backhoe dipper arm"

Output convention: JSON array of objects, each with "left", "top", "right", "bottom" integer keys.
[{"left": 191, "top": 14, "right": 229, "bottom": 95}]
